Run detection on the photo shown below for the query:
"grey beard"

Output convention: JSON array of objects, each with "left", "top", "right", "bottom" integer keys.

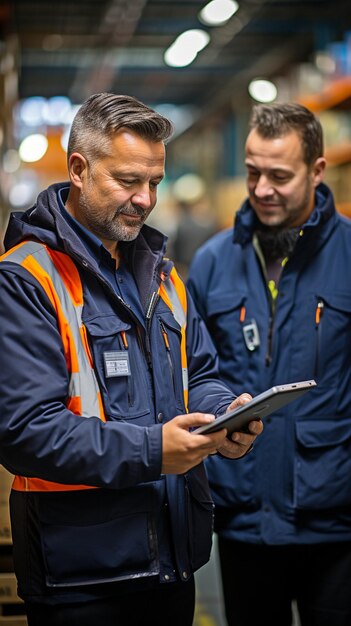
[{"left": 255, "top": 223, "right": 300, "bottom": 261}]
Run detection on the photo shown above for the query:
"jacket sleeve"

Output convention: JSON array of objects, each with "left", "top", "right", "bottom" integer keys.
[
  {"left": 186, "top": 287, "right": 235, "bottom": 416},
  {"left": 0, "top": 263, "right": 162, "bottom": 489}
]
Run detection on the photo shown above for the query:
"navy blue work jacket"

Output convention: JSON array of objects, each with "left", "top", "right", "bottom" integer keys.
[
  {"left": 0, "top": 182, "right": 235, "bottom": 604},
  {"left": 188, "top": 183, "right": 351, "bottom": 545}
]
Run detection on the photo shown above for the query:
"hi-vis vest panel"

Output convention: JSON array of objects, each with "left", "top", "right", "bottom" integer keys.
[{"left": 0, "top": 241, "right": 188, "bottom": 492}]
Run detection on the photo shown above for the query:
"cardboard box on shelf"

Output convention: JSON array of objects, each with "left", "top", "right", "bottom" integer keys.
[
  {"left": 0, "top": 618, "right": 27, "bottom": 626},
  {"left": 0, "top": 574, "right": 22, "bottom": 605}
]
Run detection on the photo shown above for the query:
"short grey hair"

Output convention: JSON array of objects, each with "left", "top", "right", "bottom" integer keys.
[{"left": 67, "top": 93, "right": 173, "bottom": 162}]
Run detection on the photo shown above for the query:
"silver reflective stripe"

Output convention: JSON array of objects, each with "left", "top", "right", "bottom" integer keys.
[
  {"left": 162, "top": 276, "right": 188, "bottom": 393},
  {"left": 4, "top": 242, "right": 101, "bottom": 418},
  {"left": 182, "top": 368, "right": 188, "bottom": 394},
  {"left": 162, "top": 277, "right": 186, "bottom": 328}
]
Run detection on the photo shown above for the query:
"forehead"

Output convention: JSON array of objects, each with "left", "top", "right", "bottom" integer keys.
[
  {"left": 245, "top": 128, "right": 305, "bottom": 169},
  {"left": 106, "top": 129, "right": 165, "bottom": 168}
]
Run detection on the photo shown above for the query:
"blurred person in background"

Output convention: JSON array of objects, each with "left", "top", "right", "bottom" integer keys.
[
  {"left": 0, "top": 92, "right": 262, "bottom": 626},
  {"left": 171, "top": 174, "right": 218, "bottom": 277},
  {"left": 187, "top": 102, "right": 351, "bottom": 626}
]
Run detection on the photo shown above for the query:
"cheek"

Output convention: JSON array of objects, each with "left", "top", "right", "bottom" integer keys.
[{"left": 284, "top": 182, "right": 305, "bottom": 204}]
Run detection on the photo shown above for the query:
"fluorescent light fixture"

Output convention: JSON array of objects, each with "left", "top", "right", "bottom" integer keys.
[
  {"left": 199, "top": 0, "right": 239, "bottom": 26},
  {"left": 19, "top": 134, "right": 48, "bottom": 163},
  {"left": 164, "top": 29, "right": 210, "bottom": 67},
  {"left": 248, "top": 78, "right": 277, "bottom": 103}
]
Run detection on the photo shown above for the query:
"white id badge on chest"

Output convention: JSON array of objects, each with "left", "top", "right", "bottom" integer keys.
[
  {"left": 242, "top": 319, "right": 260, "bottom": 352},
  {"left": 103, "top": 351, "right": 131, "bottom": 378}
]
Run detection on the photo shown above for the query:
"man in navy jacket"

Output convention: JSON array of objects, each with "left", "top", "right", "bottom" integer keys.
[
  {"left": 0, "top": 93, "right": 261, "bottom": 626},
  {"left": 188, "top": 103, "right": 351, "bottom": 626}
]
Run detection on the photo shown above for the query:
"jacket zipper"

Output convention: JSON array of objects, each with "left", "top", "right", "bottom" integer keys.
[
  {"left": 145, "top": 291, "right": 160, "bottom": 369},
  {"left": 265, "top": 287, "right": 275, "bottom": 366},
  {"left": 119, "top": 330, "right": 134, "bottom": 407},
  {"left": 160, "top": 319, "right": 176, "bottom": 394}
]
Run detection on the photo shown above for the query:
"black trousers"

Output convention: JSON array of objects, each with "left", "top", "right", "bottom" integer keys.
[
  {"left": 218, "top": 538, "right": 351, "bottom": 626},
  {"left": 25, "top": 577, "right": 195, "bottom": 626}
]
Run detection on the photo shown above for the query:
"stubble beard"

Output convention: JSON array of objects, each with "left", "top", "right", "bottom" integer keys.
[
  {"left": 252, "top": 178, "right": 313, "bottom": 231},
  {"left": 79, "top": 195, "right": 147, "bottom": 243}
]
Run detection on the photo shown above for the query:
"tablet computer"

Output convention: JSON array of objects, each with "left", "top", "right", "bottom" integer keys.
[{"left": 193, "top": 379, "right": 317, "bottom": 436}]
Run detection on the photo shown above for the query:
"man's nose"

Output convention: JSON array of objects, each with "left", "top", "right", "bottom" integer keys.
[
  {"left": 131, "top": 183, "right": 153, "bottom": 209},
  {"left": 254, "top": 175, "right": 273, "bottom": 197}
]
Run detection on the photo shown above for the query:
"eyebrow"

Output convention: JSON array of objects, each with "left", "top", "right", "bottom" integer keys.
[
  {"left": 111, "top": 169, "right": 164, "bottom": 181},
  {"left": 244, "top": 162, "right": 292, "bottom": 174}
]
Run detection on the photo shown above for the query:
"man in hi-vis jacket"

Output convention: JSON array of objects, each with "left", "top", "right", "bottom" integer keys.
[{"left": 0, "top": 93, "right": 261, "bottom": 626}]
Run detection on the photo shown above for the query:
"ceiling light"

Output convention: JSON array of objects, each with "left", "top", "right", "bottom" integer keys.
[
  {"left": 199, "top": 0, "right": 239, "bottom": 26},
  {"left": 19, "top": 134, "right": 49, "bottom": 163},
  {"left": 19, "top": 97, "right": 47, "bottom": 127},
  {"left": 173, "top": 174, "right": 206, "bottom": 204},
  {"left": 164, "top": 29, "right": 210, "bottom": 68},
  {"left": 248, "top": 79, "right": 277, "bottom": 103},
  {"left": 44, "top": 96, "right": 72, "bottom": 126}
]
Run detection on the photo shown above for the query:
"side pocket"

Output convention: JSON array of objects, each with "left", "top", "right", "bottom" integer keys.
[
  {"left": 294, "top": 419, "right": 351, "bottom": 510},
  {"left": 185, "top": 466, "right": 214, "bottom": 572},
  {"left": 37, "top": 489, "right": 159, "bottom": 587}
]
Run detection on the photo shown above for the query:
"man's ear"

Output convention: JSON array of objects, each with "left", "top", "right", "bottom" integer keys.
[
  {"left": 312, "top": 156, "right": 326, "bottom": 188},
  {"left": 68, "top": 152, "right": 87, "bottom": 188}
]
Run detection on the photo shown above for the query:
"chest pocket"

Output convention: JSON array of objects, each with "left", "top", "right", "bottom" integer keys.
[
  {"left": 313, "top": 292, "right": 351, "bottom": 385},
  {"left": 205, "top": 291, "right": 254, "bottom": 383},
  {"left": 84, "top": 316, "right": 151, "bottom": 421}
]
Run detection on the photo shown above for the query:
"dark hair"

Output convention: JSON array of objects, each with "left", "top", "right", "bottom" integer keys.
[
  {"left": 249, "top": 103, "right": 324, "bottom": 166},
  {"left": 67, "top": 93, "right": 173, "bottom": 161}
]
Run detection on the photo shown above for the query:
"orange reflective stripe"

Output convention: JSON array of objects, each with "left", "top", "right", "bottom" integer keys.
[
  {"left": 66, "top": 396, "right": 82, "bottom": 415},
  {"left": 46, "top": 248, "right": 84, "bottom": 307},
  {"left": 80, "top": 324, "right": 94, "bottom": 369},
  {"left": 12, "top": 476, "right": 96, "bottom": 492},
  {"left": 97, "top": 392, "right": 106, "bottom": 423},
  {"left": 158, "top": 282, "right": 172, "bottom": 311},
  {"left": 158, "top": 267, "right": 189, "bottom": 411},
  {"left": 21, "top": 253, "right": 79, "bottom": 373},
  {"left": 1, "top": 241, "right": 107, "bottom": 492}
]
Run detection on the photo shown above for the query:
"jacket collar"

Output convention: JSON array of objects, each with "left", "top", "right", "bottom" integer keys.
[{"left": 4, "top": 182, "right": 172, "bottom": 286}]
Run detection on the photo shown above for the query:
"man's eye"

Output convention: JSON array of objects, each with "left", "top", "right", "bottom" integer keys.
[
  {"left": 273, "top": 175, "right": 289, "bottom": 183},
  {"left": 150, "top": 181, "right": 160, "bottom": 190}
]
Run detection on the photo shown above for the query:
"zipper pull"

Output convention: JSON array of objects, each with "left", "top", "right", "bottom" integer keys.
[
  {"left": 315, "top": 300, "right": 324, "bottom": 325},
  {"left": 160, "top": 321, "right": 170, "bottom": 350},
  {"left": 121, "top": 331, "right": 128, "bottom": 349}
]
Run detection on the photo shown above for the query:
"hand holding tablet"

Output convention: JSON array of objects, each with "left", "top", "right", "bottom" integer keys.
[{"left": 193, "top": 380, "right": 317, "bottom": 436}]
